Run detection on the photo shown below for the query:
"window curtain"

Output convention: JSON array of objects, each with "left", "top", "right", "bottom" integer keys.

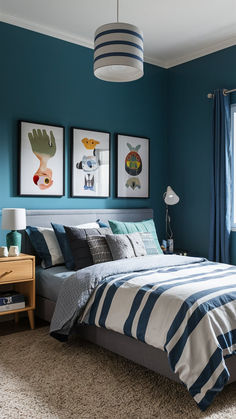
[{"left": 209, "top": 89, "right": 232, "bottom": 263}]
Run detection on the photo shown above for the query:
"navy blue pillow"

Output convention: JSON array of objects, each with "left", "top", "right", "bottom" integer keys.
[
  {"left": 96, "top": 219, "right": 109, "bottom": 228},
  {"left": 26, "top": 226, "right": 64, "bottom": 268},
  {"left": 26, "top": 226, "right": 51, "bottom": 267},
  {"left": 51, "top": 223, "right": 74, "bottom": 270}
]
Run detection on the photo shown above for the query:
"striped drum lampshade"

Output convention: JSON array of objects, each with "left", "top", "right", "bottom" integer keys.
[{"left": 94, "top": 22, "right": 144, "bottom": 82}]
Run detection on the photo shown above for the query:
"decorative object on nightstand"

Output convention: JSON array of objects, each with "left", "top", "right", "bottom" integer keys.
[
  {"left": 163, "top": 249, "right": 188, "bottom": 256},
  {"left": 163, "top": 186, "right": 180, "bottom": 253},
  {"left": 0, "top": 246, "right": 9, "bottom": 257},
  {"left": 175, "top": 249, "right": 188, "bottom": 256},
  {"left": 8, "top": 246, "right": 20, "bottom": 257},
  {"left": 0, "top": 254, "right": 35, "bottom": 329},
  {"left": 1, "top": 208, "right": 26, "bottom": 252}
]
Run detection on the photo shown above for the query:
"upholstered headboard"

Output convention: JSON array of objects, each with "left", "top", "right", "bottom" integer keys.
[{"left": 21, "top": 208, "right": 154, "bottom": 255}]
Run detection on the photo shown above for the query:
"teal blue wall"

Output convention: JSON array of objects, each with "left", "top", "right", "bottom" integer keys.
[
  {"left": 0, "top": 22, "right": 168, "bottom": 245},
  {"left": 167, "top": 46, "right": 236, "bottom": 260},
  {"left": 1, "top": 21, "right": 236, "bottom": 259}
]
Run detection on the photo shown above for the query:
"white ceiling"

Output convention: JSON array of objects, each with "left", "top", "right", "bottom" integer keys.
[{"left": 0, "top": 0, "right": 235, "bottom": 68}]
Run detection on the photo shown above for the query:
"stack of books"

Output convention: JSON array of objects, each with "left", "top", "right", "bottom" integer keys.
[{"left": 0, "top": 291, "right": 25, "bottom": 312}]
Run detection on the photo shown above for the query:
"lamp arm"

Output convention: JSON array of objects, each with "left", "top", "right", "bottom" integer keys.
[{"left": 165, "top": 205, "right": 173, "bottom": 240}]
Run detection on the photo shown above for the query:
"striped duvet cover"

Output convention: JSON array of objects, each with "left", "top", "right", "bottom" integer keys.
[{"left": 81, "top": 258, "right": 236, "bottom": 410}]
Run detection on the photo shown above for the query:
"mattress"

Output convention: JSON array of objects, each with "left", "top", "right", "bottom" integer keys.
[{"left": 36, "top": 265, "right": 74, "bottom": 302}]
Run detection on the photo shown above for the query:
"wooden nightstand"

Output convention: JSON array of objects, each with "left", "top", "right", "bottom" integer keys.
[{"left": 0, "top": 254, "right": 35, "bottom": 329}]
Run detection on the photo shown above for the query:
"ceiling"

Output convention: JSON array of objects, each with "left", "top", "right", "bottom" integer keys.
[{"left": 0, "top": 0, "right": 235, "bottom": 68}]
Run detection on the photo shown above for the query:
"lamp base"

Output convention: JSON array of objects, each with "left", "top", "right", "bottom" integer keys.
[
  {"left": 6, "top": 231, "right": 22, "bottom": 252},
  {"left": 167, "top": 239, "right": 174, "bottom": 253}
]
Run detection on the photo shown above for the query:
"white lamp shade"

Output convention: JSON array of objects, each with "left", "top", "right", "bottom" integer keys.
[
  {"left": 164, "top": 186, "right": 180, "bottom": 205},
  {"left": 94, "top": 22, "right": 144, "bottom": 82},
  {"left": 1, "top": 208, "right": 26, "bottom": 230}
]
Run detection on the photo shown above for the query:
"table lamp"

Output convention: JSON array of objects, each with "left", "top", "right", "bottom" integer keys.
[
  {"left": 163, "top": 186, "right": 179, "bottom": 252},
  {"left": 1, "top": 208, "right": 26, "bottom": 252}
]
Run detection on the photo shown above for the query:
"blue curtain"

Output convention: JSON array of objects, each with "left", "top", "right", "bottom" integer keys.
[{"left": 209, "top": 89, "right": 232, "bottom": 263}]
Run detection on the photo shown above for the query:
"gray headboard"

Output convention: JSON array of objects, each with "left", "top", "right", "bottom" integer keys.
[{"left": 21, "top": 208, "right": 153, "bottom": 255}]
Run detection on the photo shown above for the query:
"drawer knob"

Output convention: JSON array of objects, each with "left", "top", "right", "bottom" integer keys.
[{"left": 0, "top": 270, "right": 13, "bottom": 279}]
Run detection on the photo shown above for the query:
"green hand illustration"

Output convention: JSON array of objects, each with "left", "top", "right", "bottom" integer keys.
[{"left": 28, "top": 129, "right": 56, "bottom": 158}]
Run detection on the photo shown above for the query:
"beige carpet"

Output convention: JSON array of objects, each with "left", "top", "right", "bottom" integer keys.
[{"left": 0, "top": 327, "right": 235, "bottom": 419}]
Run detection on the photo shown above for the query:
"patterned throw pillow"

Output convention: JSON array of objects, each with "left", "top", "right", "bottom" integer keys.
[
  {"left": 105, "top": 232, "right": 147, "bottom": 261},
  {"left": 105, "top": 234, "right": 135, "bottom": 260},
  {"left": 64, "top": 227, "right": 112, "bottom": 270},
  {"left": 139, "top": 232, "right": 159, "bottom": 255},
  {"left": 108, "top": 219, "right": 163, "bottom": 254},
  {"left": 26, "top": 226, "right": 64, "bottom": 268},
  {"left": 87, "top": 235, "right": 112, "bottom": 264},
  {"left": 128, "top": 232, "right": 147, "bottom": 257}
]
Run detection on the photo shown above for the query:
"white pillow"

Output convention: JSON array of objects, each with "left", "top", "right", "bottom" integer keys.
[
  {"left": 36, "top": 227, "right": 64, "bottom": 268},
  {"left": 77, "top": 222, "right": 100, "bottom": 229}
]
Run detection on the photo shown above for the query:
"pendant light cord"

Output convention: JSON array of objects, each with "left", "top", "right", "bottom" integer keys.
[{"left": 117, "top": 0, "right": 119, "bottom": 22}]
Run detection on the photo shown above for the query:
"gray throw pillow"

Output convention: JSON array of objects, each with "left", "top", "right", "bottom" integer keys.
[
  {"left": 87, "top": 235, "right": 112, "bottom": 264},
  {"left": 106, "top": 234, "right": 135, "bottom": 260},
  {"left": 105, "top": 232, "right": 147, "bottom": 260}
]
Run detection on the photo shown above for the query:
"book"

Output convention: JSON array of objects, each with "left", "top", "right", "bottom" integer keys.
[
  {"left": 0, "top": 291, "right": 25, "bottom": 312},
  {"left": 0, "top": 301, "right": 25, "bottom": 312}
]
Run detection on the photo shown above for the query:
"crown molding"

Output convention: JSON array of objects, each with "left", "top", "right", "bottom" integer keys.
[
  {"left": 0, "top": 11, "right": 93, "bottom": 50},
  {"left": 163, "top": 36, "right": 236, "bottom": 68},
  {"left": 143, "top": 55, "right": 167, "bottom": 69},
  {"left": 0, "top": 11, "right": 168, "bottom": 68},
  {"left": 0, "top": 11, "right": 235, "bottom": 69}
]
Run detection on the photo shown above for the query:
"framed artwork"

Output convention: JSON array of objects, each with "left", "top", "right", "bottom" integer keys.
[
  {"left": 116, "top": 134, "right": 150, "bottom": 198},
  {"left": 18, "top": 121, "right": 65, "bottom": 196},
  {"left": 71, "top": 127, "right": 110, "bottom": 197}
]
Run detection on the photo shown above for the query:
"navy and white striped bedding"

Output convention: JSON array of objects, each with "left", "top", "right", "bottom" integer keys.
[{"left": 81, "top": 258, "right": 236, "bottom": 410}]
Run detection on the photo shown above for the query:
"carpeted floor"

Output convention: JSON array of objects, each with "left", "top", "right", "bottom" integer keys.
[{"left": 0, "top": 327, "right": 235, "bottom": 419}]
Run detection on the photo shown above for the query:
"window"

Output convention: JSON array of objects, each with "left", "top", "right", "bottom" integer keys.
[{"left": 232, "top": 104, "right": 236, "bottom": 229}]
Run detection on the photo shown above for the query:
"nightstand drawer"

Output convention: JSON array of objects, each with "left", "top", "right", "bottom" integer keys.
[{"left": 0, "top": 259, "right": 33, "bottom": 282}]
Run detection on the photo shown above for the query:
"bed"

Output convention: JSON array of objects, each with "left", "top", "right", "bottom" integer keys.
[{"left": 22, "top": 208, "right": 236, "bottom": 411}]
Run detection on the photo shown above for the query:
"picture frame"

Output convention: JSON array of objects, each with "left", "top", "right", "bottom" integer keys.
[
  {"left": 18, "top": 121, "right": 65, "bottom": 197},
  {"left": 71, "top": 127, "right": 110, "bottom": 198},
  {"left": 116, "top": 134, "right": 150, "bottom": 198}
]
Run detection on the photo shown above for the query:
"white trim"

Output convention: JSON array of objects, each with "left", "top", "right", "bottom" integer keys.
[
  {"left": 1, "top": 11, "right": 236, "bottom": 69},
  {"left": 143, "top": 55, "right": 167, "bottom": 68},
  {"left": 0, "top": 11, "right": 93, "bottom": 50},
  {"left": 163, "top": 36, "right": 236, "bottom": 69}
]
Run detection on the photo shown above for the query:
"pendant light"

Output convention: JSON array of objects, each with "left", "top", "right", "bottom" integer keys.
[{"left": 94, "top": 0, "right": 144, "bottom": 82}]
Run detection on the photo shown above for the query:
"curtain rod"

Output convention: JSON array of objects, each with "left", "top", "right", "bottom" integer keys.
[{"left": 207, "top": 88, "right": 236, "bottom": 99}]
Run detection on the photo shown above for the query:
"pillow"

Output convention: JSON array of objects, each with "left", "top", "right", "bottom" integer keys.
[
  {"left": 105, "top": 232, "right": 147, "bottom": 260},
  {"left": 108, "top": 219, "right": 163, "bottom": 254},
  {"left": 96, "top": 219, "right": 109, "bottom": 228},
  {"left": 105, "top": 234, "right": 135, "bottom": 260},
  {"left": 127, "top": 232, "right": 147, "bottom": 257},
  {"left": 87, "top": 235, "right": 112, "bottom": 264},
  {"left": 64, "top": 227, "right": 112, "bottom": 270},
  {"left": 26, "top": 226, "right": 64, "bottom": 268},
  {"left": 52, "top": 222, "right": 100, "bottom": 270},
  {"left": 139, "top": 232, "right": 159, "bottom": 255}
]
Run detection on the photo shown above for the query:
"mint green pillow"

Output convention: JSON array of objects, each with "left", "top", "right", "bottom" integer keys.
[{"left": 108, "top": 219, "right": 163, "bottom": 254}]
